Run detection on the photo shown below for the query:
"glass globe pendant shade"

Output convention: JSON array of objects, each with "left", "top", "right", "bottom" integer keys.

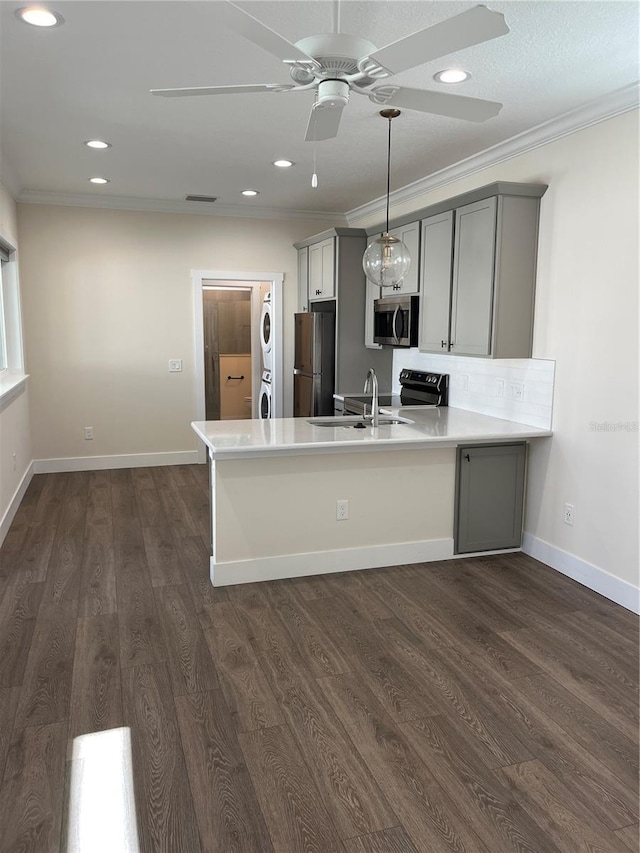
[{"left": 362, "top": 233, "right": 411, "bottom": 288}]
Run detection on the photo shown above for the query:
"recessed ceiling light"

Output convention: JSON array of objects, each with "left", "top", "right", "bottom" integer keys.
[
  {"left": 16, "top": 6, "right": 64, "bottom": 27},
  {"left": 84, "top": 140, "right": 111, "bottom": 149},
  {"left": 434, "top": 69, "right": 470, "bottom": 84},
  {"left": 89, "top": 177, "right": 109, "bottom": 184},
  {"left": 241, "top": 189, "right": 259, "bottom": 197},
  {"left": 273, "top": 159, "right": 294, "bottom": 168}
]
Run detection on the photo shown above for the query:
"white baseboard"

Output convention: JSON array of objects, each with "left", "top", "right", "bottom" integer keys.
[
  {"left": 0, "top": 461, "right": 35, "bottom": 546},
  {"left": 522, "top": 532, "right": 640, "bottom": 615},
  {"left": 33, "top": 450, "right": 201, "bottom": 474},
  {"left": 211, "top": 538, "right": 455, "bottom": 586}
]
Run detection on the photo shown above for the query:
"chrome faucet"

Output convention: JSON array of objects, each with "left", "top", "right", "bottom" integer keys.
[{"left": 363, "top": 368, "right": 379, "bottom": 427}]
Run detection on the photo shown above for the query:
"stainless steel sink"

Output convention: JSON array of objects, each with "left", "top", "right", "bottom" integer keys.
[{"left": 307, "top": 415, "right": 414, "bottom": 428}]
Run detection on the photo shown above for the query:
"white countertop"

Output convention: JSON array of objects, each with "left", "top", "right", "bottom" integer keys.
[{"left": 191, "top": 406, "right": 552, "bottom": 460}]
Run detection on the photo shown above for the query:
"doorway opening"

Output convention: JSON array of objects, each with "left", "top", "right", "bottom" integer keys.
[
  {"left": 192, "top": 269, "right": 284, "bottom": 460},
  {"left": 203, "top": 285, "right": 253, "bottom": 421}
]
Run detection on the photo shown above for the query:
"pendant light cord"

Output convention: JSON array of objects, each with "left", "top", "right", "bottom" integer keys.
[{"left": 385, "top": 114, "right": 392, "bottom": 233}]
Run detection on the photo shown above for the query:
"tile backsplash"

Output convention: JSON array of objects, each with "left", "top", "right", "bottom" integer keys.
[{"left": 392, "top": 351, "right": 555, "bottom": 429}]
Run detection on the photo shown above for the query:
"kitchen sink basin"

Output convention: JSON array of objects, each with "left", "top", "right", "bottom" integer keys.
[{"left": 307, "top": 415, "right": 414, "bottom": 428}]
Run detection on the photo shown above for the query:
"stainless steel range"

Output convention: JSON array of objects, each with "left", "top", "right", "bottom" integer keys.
[{"left": 343, "top": 370, "right": 449, "bottom": 416}]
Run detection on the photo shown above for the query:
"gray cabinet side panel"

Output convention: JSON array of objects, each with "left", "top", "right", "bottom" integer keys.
[
  {"left": 455, "top": 443, "right": 526, "bottom": 553},
  {"left": 492, "top": 196, "right": 540, "bottom": 358},
  {"left": 334, "top": 236, "right": 392, "bottom": 392}
]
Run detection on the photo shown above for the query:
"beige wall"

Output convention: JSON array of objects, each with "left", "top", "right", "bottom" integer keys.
[
  {"left": 353, "top": 112, "right": 639, "bottom": 590},
  {"left": 0, "top": 180, "right": 33, "bottom": 533},
  {"left": 16, "top": 206, "right": 328, "bottom": 460},
  {"left": 215, "top": 448, "right": 455, "bottom": 562}
]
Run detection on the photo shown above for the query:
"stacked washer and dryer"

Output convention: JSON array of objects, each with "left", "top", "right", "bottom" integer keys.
[{"left": 259, "top": 291, "right": 272, "bottom": 419}]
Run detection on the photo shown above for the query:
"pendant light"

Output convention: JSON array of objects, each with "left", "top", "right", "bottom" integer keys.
[{"left": 362, "top": 109, "right": 411, "bottom": 289}]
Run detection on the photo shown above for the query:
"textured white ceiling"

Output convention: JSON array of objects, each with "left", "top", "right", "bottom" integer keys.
[{"left": 1, "top": 0, "right": 638, "bottom": 216}]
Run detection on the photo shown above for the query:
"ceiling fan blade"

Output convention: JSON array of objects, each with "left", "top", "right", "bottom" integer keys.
[
  {"left": 305, "top": 104, "right": 344, "bottom": 141},
  {"left": 362, "top": 5, "right": 509, "bottom": 77},
  {"left": 151, "top": 83, "right": 296, "bottom": 97},
  {"left": 370, "top": 86, "right": 502, "bottom": 122},
  {"left": 216, "top": 1, "right": 316, "bottom": 65}
]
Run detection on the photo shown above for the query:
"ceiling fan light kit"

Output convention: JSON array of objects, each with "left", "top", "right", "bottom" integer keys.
[
  {"left": 362, "top": 109, "right": 411, "bottom": 289},
  {"left": 150, "top": 2, "right": 509, "bottom": 141}
]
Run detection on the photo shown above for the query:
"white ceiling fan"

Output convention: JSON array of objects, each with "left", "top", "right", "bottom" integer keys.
[{"left": 151, "top": 1, "right": 509, "bottom": 141}]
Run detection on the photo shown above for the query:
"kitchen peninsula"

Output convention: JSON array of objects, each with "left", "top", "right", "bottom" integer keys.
[{"left": 192, "top": 408, "right": 551, "bottom": 587}]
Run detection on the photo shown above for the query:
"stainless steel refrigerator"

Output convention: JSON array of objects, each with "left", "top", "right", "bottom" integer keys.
[{"left": 293, "top": 311, "right": 336, "bottom": 417}]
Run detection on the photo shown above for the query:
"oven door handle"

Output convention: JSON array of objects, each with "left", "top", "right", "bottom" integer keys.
[{"left": 392, "top": 306, "right": 402, "bottom": 343}]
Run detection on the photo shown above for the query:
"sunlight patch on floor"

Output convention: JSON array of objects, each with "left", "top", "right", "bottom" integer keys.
[{"left": 66, "top": 727, "right": 140, "bottom": 853}]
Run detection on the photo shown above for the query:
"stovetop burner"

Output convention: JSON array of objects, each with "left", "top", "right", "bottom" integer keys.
[{"left": 342, "top": 370, "right": 449, "bottom": 415}]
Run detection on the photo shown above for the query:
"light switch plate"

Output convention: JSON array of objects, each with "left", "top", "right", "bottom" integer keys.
[{"left": 169, "top": 359, "right": 182, "bottom": 372}]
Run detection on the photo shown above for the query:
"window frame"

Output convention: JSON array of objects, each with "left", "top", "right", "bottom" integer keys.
[{"left": 0, "top": 239, "right": 28, "bottom": 404}]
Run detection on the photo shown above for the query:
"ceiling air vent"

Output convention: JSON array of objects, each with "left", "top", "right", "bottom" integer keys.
[{"left": 185, "top": 195, "right": 218, "bottom": 203}]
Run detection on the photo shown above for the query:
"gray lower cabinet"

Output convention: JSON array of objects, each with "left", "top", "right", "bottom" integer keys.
[{"left": 454, "top": 442, "right": 526, "bottom": 553}]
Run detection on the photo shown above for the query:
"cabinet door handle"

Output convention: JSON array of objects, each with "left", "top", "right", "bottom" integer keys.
[
  {"left": 315, "top": 289, "right": 321, "bottom": 295},
  {"left": 464, "top": 453, "right": 470, "bottom": 462},
  {"left": 227, "top": 375, "right": 245, "bottom": 381},
  {"left": 441, "top": 340, "right": 447, "bottom": 348}
]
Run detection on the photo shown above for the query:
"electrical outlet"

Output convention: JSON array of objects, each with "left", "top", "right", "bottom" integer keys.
[
  {"left": 12, "top": 451, "right": 17, "bottom": 471},
  {"left": 496, "top": 379, "right": 505, "bottom": 397},
  {"left": 169, "top": 359, "right": 182, "bottom": 373},
  {"left": 84, "top": 427, "right": 94, "bottom": 440},
  {"left": 508, "top": 381, "right": 525, "bottom": 401},
  {"left": 460, "top": 373, "right": 469, "bottom": 392},
  {"left": 336, "top": 499, "right": 349, "bottom": 521},
  {"left": 563, "top": 503, "right": 575, "bottom": 525}
]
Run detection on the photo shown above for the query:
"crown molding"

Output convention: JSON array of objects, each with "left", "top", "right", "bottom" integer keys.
[
  {"left": 16, "top": 190, "right": 347, "bottom": 224},
  {"left": 0, "top": 153, "right": 21, "bottom": 201},
  {"left": 346, "top": 82, "right": 640, "bottom": 226},
  {"left": 8, "top": 83, "right": 638, "bottom": 227}
]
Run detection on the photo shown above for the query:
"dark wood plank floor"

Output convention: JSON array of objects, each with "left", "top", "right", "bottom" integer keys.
[{"left": 0, "top": 465, "right": 638, "bottom": 852}]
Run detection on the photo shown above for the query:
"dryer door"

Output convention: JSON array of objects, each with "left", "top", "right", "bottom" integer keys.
[
  {"left": 260, "top": 302, "right": 272, "bottom": 352},
  {"left": 260, "top": 300, "right": 273, "bottom": 370},
  {"left": 259, "top": 382, "right": 271, "bottom": 419}
]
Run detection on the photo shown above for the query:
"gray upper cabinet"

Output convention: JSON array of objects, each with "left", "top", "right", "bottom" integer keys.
[
  {"left": 419, "top": 210, "right": 454, "bottom": 352},
  {"left": 418, "top": 187, "right": 544, "bottom": 358},
  {"left": 308, "top": 237, "right": 335, "bottom": 301},
  {"left": 365, "top": 222, "right": 420, "bottom": 297},
  {"left": 450, "top": 197, "right": 498, "bottom": 355},
  {"left": 388, "top": 221, "right": 420, "bottom": 295},
  {"left": 297, "top": 246, "right": 309, "bottom": 312}
]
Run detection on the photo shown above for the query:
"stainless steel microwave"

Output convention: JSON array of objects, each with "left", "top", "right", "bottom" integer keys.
[{"left": 373, "top": 294, "right": 419, "bottom": 347}]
